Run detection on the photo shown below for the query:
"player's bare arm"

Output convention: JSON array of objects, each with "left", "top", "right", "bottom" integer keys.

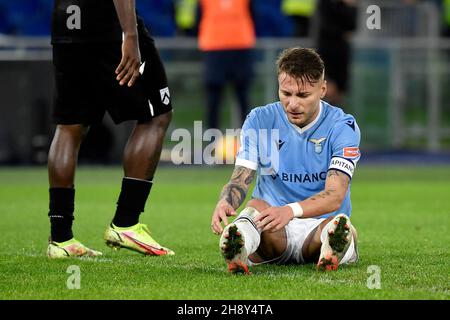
[
  {"left": 255, "top": 169, "right": 350, "bottom": 232},
  {"left": 113, "top": 0, "right": 141, "bottom": 87},
  {"left": 211, "top": 166, "right": 256, "bottom": 234},
  {"left": 302, "top": 169, "right": 350, "bottom": 216}
]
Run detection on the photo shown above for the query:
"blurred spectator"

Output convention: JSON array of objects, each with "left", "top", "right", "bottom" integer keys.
[
  {"left": 174, "top": 0, "right": 199, "bottom": 36},
  {"left": 198, "top": 0, "right": 256, "bottom": 130},
  {"left": 316, "top": 0, "right": 357, "bottom": 108},
  {"left": 281, "top": 0, "right": 317, "bottom": 37},
  {"left": 252, "top": 0, "right": 293, "bottom": 37},
  {"left": 136, "top": 0, "right": 176, "bottom": 37}
]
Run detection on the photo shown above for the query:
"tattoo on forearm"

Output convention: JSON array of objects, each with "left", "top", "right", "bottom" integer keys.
[
  {"left": 220, "top": 166, "right": 255, "bottom": 209},
  {"left": 327, "top": 170, "right": 342, "bottom": 178},
  {"left": 327, "top": 169, "right": 349, "bottom": 188},
  {"left": 221, "top": 184, "right": 247, "bottom": 208},
  {"left": 309, "top": 189, "right": 336, "bottom": 201},
  {"left": 309, "top": 169, "right": 349, "bottom": 201}
]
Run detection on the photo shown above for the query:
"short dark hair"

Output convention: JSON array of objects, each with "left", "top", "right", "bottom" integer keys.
[{"left": 276, "top": 47, "right": 325, "bottom": 84}]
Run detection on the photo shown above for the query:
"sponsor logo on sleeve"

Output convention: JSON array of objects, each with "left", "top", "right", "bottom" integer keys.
[{"left": 343, "top": 147, "right": 360, "bottom": 158}]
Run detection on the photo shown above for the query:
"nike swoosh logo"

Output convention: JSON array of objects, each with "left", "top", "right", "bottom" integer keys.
[{"left": 122, "top": 233, "right": 167, "bottom": 255}]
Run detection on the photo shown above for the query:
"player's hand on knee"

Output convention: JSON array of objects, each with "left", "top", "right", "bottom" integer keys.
[
  {"left": 116, "top": 34, "right": 141, "bottom": 87},
  {"left": 211, "top": 200, "right": 236, "bottom": 235},
  {"left": 254, "top": 206, "right": 293, "bottom": 233}
]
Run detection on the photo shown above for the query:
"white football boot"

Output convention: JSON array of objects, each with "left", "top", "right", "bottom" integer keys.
[
  {"left": 220, "top": 223, "right": 250, "bottom": 274},
  {"left": 317, "top": 214, "right": 357, "bottom": 271}
]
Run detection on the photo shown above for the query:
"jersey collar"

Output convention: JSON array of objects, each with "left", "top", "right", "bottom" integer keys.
[{"left": 289, "top": 101, "right": 323, "bottom": 135}]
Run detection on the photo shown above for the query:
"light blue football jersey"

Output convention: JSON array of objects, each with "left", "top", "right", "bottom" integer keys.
[{"left": 235, "top": 100, "right": 361, "bottom": 219}]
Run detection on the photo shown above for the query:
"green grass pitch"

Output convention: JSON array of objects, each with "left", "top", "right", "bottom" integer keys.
[{"left": 0, "top": 165, "right": 449, "bottom": 300}]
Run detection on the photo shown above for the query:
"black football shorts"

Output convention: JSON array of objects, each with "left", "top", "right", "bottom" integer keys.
[{"left": 52, "top": 32, "right": 172, "bottom": 125}]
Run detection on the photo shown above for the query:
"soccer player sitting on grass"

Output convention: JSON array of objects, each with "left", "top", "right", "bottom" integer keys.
[
  {"left": 47, "top": 0, "right": 174, "bottom": 258},
  {"left": 211, "top": 48, "right": 360, "bottom": 273}
]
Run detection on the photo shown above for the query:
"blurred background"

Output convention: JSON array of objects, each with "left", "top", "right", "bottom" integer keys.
[{"left": 0, "top": 0, "right": 449, "bottom": 166}]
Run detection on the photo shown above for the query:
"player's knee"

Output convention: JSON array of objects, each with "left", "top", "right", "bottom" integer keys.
[
  {"left": 246, "top": 199, "right": 270, "bottom": 212},
  {"left": 135, "top": 112, "right": 171, "bottom": 139},
  {"left": 55, "top": 124, "right": 89, "bottom": 143},
  {"left": 158, "top": 110, "right": 172, "bottom": 125},
  {"left": 151, "top": 111, "right": 172, "bottom": 131}
]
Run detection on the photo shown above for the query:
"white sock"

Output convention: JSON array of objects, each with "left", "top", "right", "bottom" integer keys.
[{"left": 233, "top": 207, "right": 261, "bottom": 255}]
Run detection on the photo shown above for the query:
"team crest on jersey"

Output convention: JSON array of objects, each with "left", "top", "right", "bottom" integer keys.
[
  {"left": 309, "top": 137, "right": 327, "bottom": 154},
  {"left": 160, "top": 87, "right": 170, "bottom": 105}
]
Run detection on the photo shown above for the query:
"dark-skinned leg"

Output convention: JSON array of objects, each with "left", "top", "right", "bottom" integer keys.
[
  {"left": 48, "top": 124, "right": 89, "bottom": 188},
  {"left": 112, "top": 112, "right": 172, "bottom": 227},
  {"left": 123, "top": 111, "right": 172, "bottom": 180},
  {"left": 47, "top": 124, "right": 89, "bottom": 242}
]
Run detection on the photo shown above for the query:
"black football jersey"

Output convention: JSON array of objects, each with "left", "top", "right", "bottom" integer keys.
[{"left": 51, "top": 0, "right": 123, "bottom": 44}]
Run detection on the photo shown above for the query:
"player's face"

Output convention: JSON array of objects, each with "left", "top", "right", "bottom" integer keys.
[{"left": 278, "top": 72, "right": 327, "bottom": 128}]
